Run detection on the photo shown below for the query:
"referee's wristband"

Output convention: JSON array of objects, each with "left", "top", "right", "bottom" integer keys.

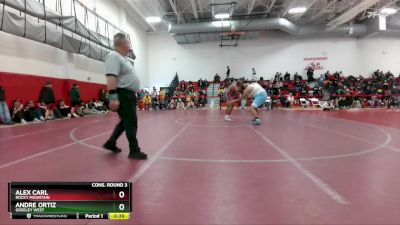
[{"left": 109, "top": 93, "right": 119, "bottom": 101}]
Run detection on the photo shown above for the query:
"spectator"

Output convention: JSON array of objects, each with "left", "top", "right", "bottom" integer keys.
[
  {"left": 40, "top": 81, "right": 56, "bottom": 105},
  {"left": 252, "top": 68, "right": 256, "bottom": 77},
  {"left": 276, "top": 81, "right": 283, "bottom": 89},
  {"left": 94, "top": 100, "right": 108, "bottom": 112},
  {"left": 168, "top": 99, "right": 177, "bottom": 110},
  {"left": 325, "top": 71, "right": 330, "bottom": 80},
  {"left": 100, "top": 89, "right": 109, "bottom": 108},
  {"left": 39, "top": 81, "right": 56, "bottom": 120},
  {"left": 322, "top": 99, "right": 335, "bottom": 111},
  {"left": 286, "top": 93, "right": 294, "bottom": 107},
  {"left": 0, "top": 85, "right": 14, "bottom": 125},
  {"left": 58, "top": 100, "right": 73, "bottom": 118},
  {"left": 226, "top": 66, "right": 230, "bottom": 79},
  {"left": 218, "top": 87, "right": 225, "bottom": 109},
  {"left": 36, "top": 101, "right": 46, "bottom": 118},
  {"left": 264, "top": 96, "right": 272, "bottom": 110},
  {"left": 38, "top": 101, "right": 51, "bottom": 119},
  {"left": 153, "top": 97, "right": 160, "bottom": 110},
  {"left": 202, "top": 79, "right": 209, "bottom": 90},
  {"left": 77, "top": 100, "right": 101, "bottom": 115},
  {"left": 176, "top": 99, "right": 185, "bottom": 110},
  {"left": 200, "top": 94, "right": 207, "bottom": 107},
  {"left": 193, "top": 92, "right": 200, "bottom": 108},
  {"left": 144, "top": 94, "right": 152, "bottom": 110},
  {"left": 26, "top": 100, "right": 44, "bottom": 122},
  {"left": 70, "top": 84, "right": 80, "bottom": 115},
  {"left": 151, "top": 87, "right": 158, "bottom": 109},
  {"left": 274, "top": 72, "right": 281, "bottom": 82},
  {"left": 186, "top": 97, "right": 195, "bottom": 110},
  {"left": 307, "top": 67, "right": 315, "bottom": 83},
  {"left": 198, "top": 79, "right": 203, "bottom": 90},
  {"left": 280, "top": 95, "right": 288, "bottom": 108},
  {"left": 138, "top": 89, "right": 146, "bottom": 100},
  {"left": 159, "top": 89, "right": 166, "bottom": 110},
  {"left": 352, "top": 98, "right": 362, "bottom": 109},
  {"left": 180, "top": 82, "right": 186, "bottom": 92},
  {"left": 338, "top": 97, "right": 353, "bottom": 109},
  {"left": 294, "top": 72, "right": 302, "bottom": 84},
  {"left": 188, "top": 81, "right": 194, "bottom": 93},
  {"left": 284, "top": 72, "right": 290, "bottom": 82},
  {"left": 317, "top": 74, "right": 324, "bottom": 88},
  {"left": 214, "top": 73, "right": 220, "bottom": 83},
  {"left": 87, "top": 99, "right": 95, "bottom": 110},
  {"left": 11, "top": 100, "right": 27, "bottom": 124},
  {"left": 388, "top": 96, "right": 399, "bottom": 109}
]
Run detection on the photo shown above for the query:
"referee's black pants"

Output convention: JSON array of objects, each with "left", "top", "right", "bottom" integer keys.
[{"left": 105, "top": 88, "right": 140, "bottom": 154}]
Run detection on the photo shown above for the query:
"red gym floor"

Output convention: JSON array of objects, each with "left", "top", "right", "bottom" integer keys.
[{"left": 1, "top": 109, "right": 400, "bottom": 225}]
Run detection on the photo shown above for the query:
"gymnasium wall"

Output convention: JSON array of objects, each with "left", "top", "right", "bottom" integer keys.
[
  {"left": 0, "top": 72, "right": 106, "bottom": 106},
  {"left": 148, "top": 32, "right": 400, "bottom": 88},
  {"left": 0, "top": 0, "right": 148, "bottom": 105}
]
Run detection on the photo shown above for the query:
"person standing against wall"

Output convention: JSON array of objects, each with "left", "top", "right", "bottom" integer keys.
[
  {"left": 70, "top": 84, "right": 80, "bottom": 117},
  {"left": 0, "top": 85, "right": 14, "bottom": 125},
  {"left": 159, "top": 89, "right": 166, "bottom": 110},
  {"left": 39, "top": 81, "right": 56, "bottom": 120},
  {"left": 103, "top": 33, "right": 147, "bottom": 160},
  {"left": 226, "top": 66, "right": 231, "bottom": 79},
  {"left": 252, "top": 68, "right": 257, "bottom": 81},
  {"left": 151, "top": 87, "right": 158, "bottom": 110}
]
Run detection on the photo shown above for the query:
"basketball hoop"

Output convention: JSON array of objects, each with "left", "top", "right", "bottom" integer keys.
[
  {"left": 219, "top": 31, "right": 246, "bottom": 47},
  {"left": 220, "top": 31, "right": 246, "bottom": 37}
]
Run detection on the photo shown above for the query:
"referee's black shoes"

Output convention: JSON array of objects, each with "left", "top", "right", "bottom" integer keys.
[
  {"left": 103, "top": 143, "right": 122, "bottom": 153},
  {"left": 128, "top": 151, "right": 148, "bottom": 160}
]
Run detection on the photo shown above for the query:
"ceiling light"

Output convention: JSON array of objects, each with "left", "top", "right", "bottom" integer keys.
[
  {"left": 288, "top": 7, "right": 307, "bottom": 14},
  {"left": 211, "top": 21, "right": 231, "bottom": 27},
  {"left": 215, "top": 13, "right": 230, "bottom": 19},
  {"left": 380, "top": 8, "right": 397, "bottom": 15},
  {"left": 146, "top": 17, "right": 161, "bottom": 23}
]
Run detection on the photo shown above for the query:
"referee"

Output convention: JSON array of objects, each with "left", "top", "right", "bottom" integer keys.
[{"left": 103, "top": 33, "right": 147, "bottom": 160}]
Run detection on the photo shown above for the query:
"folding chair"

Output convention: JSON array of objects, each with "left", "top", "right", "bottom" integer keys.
[
  {"left": 310, "top": 98, "right": 321, "bottom": 108},
  {"left": 264, "top": 96, "right": 272, "bottom": 110},
  {"left": 299, "top": 98, "right": 309, "bottom": 108}
]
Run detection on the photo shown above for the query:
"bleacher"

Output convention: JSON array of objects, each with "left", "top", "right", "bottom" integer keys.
[{"left": 147, "top": 71, "right": 400, "bottom": 110}]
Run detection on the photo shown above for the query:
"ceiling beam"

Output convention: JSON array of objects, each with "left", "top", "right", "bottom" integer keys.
[
  {"left": 337, "top": 0, "right": 357, "bottom": 13},
  {"left": 231, "top": 0, "right": 243, "bottom": 15},
  {"left": 211, "top": 0, "right": 215, "bottom": 17},
  {"left": 281, "top": 0, "right": 295, "bottom": 17},
  {"left": 168, "top": 0, "right": 184, "bottom": 23},
  {"left": 310, "top": 0, "right": 336, "bottom": 22},
  {"left": 291, "top": 0, "right": 319, "bottom": 21},
  {"left": 258, "top": 0, "right": 268, "bottom": 8},
  {"left": 267, "top": 0, "right": 277, "bottom": 13},
  {"left": 248, "top": 0, "right": 257, "bottom": 14},
  {"left": 148, "top": 0, "right": 170, "bottom": 29},
  {"left": 327, "top": 0, "right": 381, "bottom": 29},
  {"left": 191, "top": 0, "right": 199, "bottom": 20},
  {"left": 197, "top": 0, "right": 203, "bottom": 17},
  {"left": 359, "top": 0, "right": 398, "bottom": 20},
  {"left": 125, "top": 0, "right": 157, "bottom": 32},
  {"left": 377, "top": 0, "right": 400, "bottom": 11},
  {"left": 309, "top": 0, "right": 326, "bottom": 19},
  {"left": 262, "top": 0, "right": 276, "bottom": 18}
]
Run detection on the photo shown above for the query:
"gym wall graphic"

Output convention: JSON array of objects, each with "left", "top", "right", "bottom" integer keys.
[{"left": 304, "top": 56, "right": 328, "bottom": 71}]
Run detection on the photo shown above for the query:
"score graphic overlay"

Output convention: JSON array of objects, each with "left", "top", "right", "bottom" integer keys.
[{"left": 8, "top": 182, "right": 132, "bottom": 220}]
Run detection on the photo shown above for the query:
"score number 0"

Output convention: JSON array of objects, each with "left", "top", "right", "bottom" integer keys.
[{"left": 118, "top": 191, "right": 126, "bottom": 211}]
